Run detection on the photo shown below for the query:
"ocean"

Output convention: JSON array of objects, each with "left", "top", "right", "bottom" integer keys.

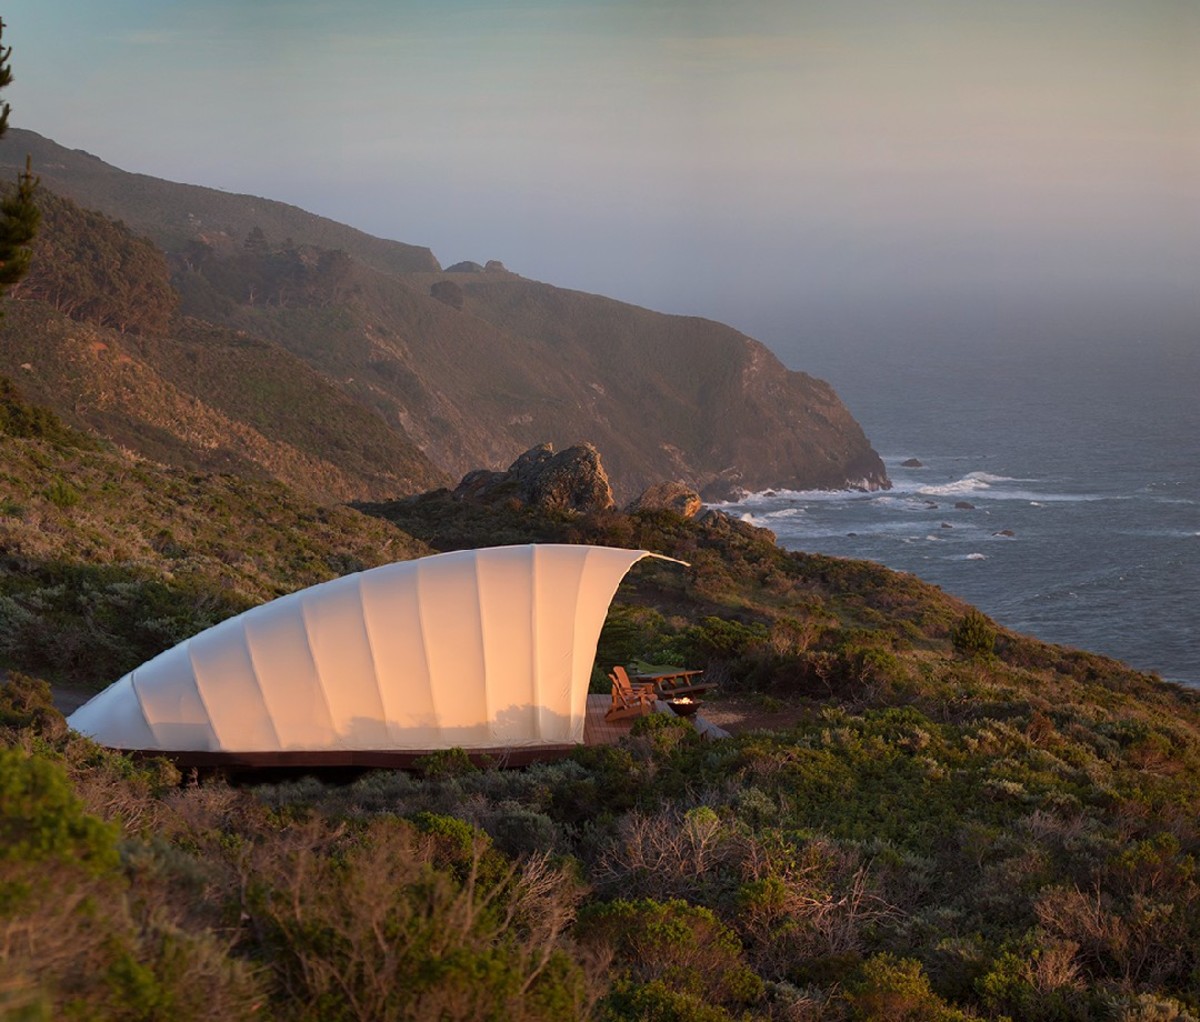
[{"left": 727, "top": 326, "right": 1199, "bottom": 685}]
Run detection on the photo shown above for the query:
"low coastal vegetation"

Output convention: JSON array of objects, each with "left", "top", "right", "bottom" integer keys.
[{"left": 4, "top": 384, "right": 1200, "bottom": 1020}]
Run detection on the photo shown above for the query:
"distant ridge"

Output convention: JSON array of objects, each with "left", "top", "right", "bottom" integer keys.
[
  {"left": 0, "top": 127, "right": 889, "bottom": 500},
  {"left": 0, "top": 128, "right": 439, "bottom": 274}
]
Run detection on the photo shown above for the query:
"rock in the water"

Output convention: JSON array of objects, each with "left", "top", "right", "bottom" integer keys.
[
  {"left": 902, "top": 458, "right": 924, "bottom": 468},
  {"left": 627, "top": 481, "right": 703, "bottom": 518},
  {"left": 452, "top": 442, "right": 614, "bottom": 512},
  {"left": 954, "top": 501, "right": 976, "bottom": 510},
  {"left": 994, "top": 529, "right": 1016, "bottom": 537},
  {"left": 925, "top": 501, "right": 938, "bottom": 509},
  {"left": 941, "top": 522, "right": 954, "bottom": 529}
]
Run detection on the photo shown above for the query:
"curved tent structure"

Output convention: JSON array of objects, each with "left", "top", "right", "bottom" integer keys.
[{"left": 68, "top": 544, "right": 679, "bottom": 765}]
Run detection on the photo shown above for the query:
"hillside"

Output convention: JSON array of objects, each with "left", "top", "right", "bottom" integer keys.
[
  {"left": 0, "top": 379, "right": 429, "bottom": 687},
  {"left": 0, "top": 300, "right": 450, "bottom": 501},
  {"left": 4, "top": 400, "right": 1200, "bottom": 1019},
  {"left": 0, "top": 128, "right": 889, "bottom": 499}
]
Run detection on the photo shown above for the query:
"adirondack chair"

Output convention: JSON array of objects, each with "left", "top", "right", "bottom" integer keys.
[{"left": 605, "top": 666, "right": 658, "bottom": 722}]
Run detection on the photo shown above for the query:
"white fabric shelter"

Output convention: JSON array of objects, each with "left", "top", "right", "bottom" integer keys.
[{"left": 68, "top": 544, "right": 676, "bottom": 753}]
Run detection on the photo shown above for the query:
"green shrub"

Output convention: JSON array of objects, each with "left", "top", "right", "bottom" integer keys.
[
  {"left": 951, "top": 610, "right": 996, "bottom": 659},
  {"left": 0, "top": 376, "right": 95, "bottom": 449},
  {"left": 630, "top": 711, "right": 697, "bottom": 754},
  {"left": 44, "top": 477, "right": 79, "bottom": 509},
  {"left": 248, "top": 816, "right": 596, "bottom": 1021},
  {"left": 0, "top": 748, "right": 119, "bottom": 875},
  {"left": 0, "top": 672, "right": 66, "bottom": 737},
  {"left": 844, "top": 954, "right": 971, "bottom": 1021},
  {"left": 601, "top": 978, "right": 738, "bottom": 1021},
  {"left": 414, "top": 745, "right": 478, "bottom": 778},
  {"left": 576, "top": 897, "right": 764, "bottom": 1010}
]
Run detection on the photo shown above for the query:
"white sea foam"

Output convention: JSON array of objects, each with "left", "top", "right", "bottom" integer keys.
[
  {"left": 914, "top": 472, "right": 1103, "bottom": 504},
  {"left": 715, "top": 483, "right": 890, "bottom": 509},
  {"left": 917, "top": 471, "right": 1023, "bottom": 497}
]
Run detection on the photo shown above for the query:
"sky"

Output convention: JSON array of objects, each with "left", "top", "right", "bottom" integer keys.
[{"left": 2, "top": 0, "right": 1198, "bottom": 356}]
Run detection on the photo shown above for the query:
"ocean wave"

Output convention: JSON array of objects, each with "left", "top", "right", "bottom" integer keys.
[
  {"left": 720, "top": 487, "right": 876, "bottom": 508},
  {"left": 914, "top": 476, "right": 1104, "bottom": 504},
  {"left": 917, "top": 479, "right": 993, "bottom": 497},
  {"left": 916, "top": 471, "right": 1025, "bottom": 497},
  {"left": 874, "top": 495, "right": 940, "bottom": 511}
]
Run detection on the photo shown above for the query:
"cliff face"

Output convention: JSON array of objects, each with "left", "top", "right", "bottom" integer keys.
[
  {"left": 442, "top": 276, "right": 888, "bottom": 498},
  {"left": 701, "top": 339, "right": 890, "bottom": 499},
  {"left": 0, "top": 129, "right": 889, "bottom": 501}
]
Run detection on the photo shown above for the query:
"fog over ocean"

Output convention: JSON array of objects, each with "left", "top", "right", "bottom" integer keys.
[{"left": 735, "top": 320, "right": 1199, "bottom": 685}]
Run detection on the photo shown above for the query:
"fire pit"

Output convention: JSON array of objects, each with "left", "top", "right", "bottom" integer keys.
[{"left": 666, "top": 697, "right": 702, "bottom": 718}]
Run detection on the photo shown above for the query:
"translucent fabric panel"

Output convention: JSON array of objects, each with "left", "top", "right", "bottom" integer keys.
[
  {"left": 418, "top": 552, "right": 490, "bottom": 746},
  {"left": 359, "top": 561, "right": 438, "bottom": 747},
  {"left": 571, "top": 547, "right": 653, "bottom": 729},
  {"left": 301, "top": 576, "right": 389, "bottom": 748},
  {"left": 131, "top": 642, "right": 218, "bottom": 751},
  {"left": 475, "top": 546, "right": 538, "bottom": 744},
  {"left": 243, "top": 594, "right": 334, "bottom": 750},
  {"left": 532, "top": 545, "right": 589, "bottom": 742},
  {"left": 189, "top": 621, "right": 278, "bottom": 750},
  {"left": 67, "top": 675, "right": 156, "bottom": 750}
]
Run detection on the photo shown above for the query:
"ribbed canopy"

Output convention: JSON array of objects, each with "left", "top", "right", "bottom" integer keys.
[{"left": 68, "top": 544, "right": 673, "bottom": 752}]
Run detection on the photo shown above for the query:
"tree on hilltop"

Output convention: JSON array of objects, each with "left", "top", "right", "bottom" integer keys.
[{"left": 0, "top": 17, "right": 39, "bottom": 297}]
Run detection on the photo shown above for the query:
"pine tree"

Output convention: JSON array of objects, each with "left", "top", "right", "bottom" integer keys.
[{"left": 0, "top": 17, "right": 39, "bottom": 296}]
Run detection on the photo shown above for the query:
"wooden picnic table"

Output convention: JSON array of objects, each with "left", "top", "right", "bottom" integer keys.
[
  {"left": 631, "top": 668, "right": 704, "bottom": 686},
  {"left": 630, "top": 667, "right": 712, "bottom": 697}
]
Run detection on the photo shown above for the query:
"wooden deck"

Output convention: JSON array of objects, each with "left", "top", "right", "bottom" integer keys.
[
  {"left": 583, "top": 692, "right": 640, "bottom": 745},
  {"left": 101, "top": 694, "right": 724, "bottom": 774}
]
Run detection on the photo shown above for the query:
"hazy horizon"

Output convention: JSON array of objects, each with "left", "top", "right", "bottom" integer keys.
[{"left": 4, "top": 0, "right": 1197, "bottom": 356}]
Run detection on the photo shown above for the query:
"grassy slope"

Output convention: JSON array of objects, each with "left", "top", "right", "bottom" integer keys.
[
  {"left": 0, "top": 385, "right": 428, "bottom": 687},
  {"left": 0, "top": 301, "right": 449, "bottom": 501}
]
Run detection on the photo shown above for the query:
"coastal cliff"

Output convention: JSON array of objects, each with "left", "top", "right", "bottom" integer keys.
[{"left": 0, "top": 128, "right": 889, "bottom": 501}]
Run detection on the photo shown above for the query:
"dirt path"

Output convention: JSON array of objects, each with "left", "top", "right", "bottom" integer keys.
[{"left": 696, "top": 694, "right": 809, "bottom": 735}]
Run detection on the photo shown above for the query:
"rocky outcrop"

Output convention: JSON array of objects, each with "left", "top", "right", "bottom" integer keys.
[
  {"left": 429, "top": 280, "right": 464, "bottom": 310},
  {"left": 627, "top": 481, "right": 703, "bottom": 518},
  {"left": 445, "top": 260, "right": 484, "bottom": 273},
  {"left": 695, "top": 508, "right": 777, "bottom": 545},
  {"left": 453, "top": 442, "right": 614, "bottom": 512}
]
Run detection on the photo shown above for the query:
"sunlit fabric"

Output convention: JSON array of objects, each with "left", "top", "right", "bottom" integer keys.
[{"left": 68, "top": 545, "right": 675, "bottom": 752}]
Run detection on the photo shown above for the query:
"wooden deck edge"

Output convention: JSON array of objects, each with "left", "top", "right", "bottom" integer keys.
[{"left": 123, "top": 745, "right": 579, "bottom": 770}]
